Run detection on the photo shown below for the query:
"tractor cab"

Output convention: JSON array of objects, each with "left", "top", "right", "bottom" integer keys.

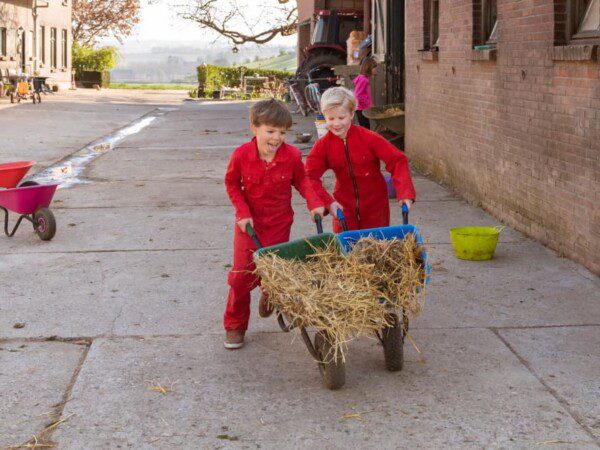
[{"left": 298, "top": 9, "right": 363, "bottom": 91}]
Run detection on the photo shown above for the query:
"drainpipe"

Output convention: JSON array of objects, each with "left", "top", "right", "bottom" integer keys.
[{"left": 32, "top": 0, "right": 49, "bottom": 73}]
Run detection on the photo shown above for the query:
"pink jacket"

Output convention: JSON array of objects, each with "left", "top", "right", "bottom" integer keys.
[{"left": 353, "top": 74, "right": 372, "bottom": 111}]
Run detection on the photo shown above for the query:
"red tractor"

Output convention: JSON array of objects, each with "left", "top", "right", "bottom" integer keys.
[{"left": 296, "top": 9, "right": 363, "bottom": 91}]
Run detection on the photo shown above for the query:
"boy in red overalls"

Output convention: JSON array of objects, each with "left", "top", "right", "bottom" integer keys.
[
  {"left": 223, "top": 99, "right": 325, "bottom": 349},
  {"left": 305, "top": 87, "right": 416, "bottom": 232}
]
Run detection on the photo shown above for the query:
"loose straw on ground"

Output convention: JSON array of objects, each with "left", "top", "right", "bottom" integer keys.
[{"left": 255, "top": 234, "right": 426, "bottom": 361}]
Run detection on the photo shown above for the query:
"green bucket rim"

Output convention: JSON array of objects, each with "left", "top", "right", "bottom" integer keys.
[{"left": 450, "top": 226, "right": 501, "bottom": 237}]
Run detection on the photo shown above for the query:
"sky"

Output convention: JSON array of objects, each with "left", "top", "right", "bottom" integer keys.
[{"left": 99, "top": 0, "right": 297, "bottom": 50}]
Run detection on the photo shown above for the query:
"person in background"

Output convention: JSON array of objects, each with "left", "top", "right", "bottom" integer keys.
[{"left": 353, "top": 57, "right": 377, "bottom": 130}]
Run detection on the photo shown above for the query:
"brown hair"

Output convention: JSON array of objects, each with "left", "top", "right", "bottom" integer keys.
[
  {"left": 360, "top": 57, "right": 377, "bottom": 76},
  {"left": 249, "top": 98, "right": 292, "bottom": 129}
]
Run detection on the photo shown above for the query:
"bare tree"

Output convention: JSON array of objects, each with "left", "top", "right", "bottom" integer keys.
[
  {"left": 178, "top": 0, "right": 297, "bottom": 47},
  {"left": 72, "top": 0, "right": 142, "bottom": 46}
]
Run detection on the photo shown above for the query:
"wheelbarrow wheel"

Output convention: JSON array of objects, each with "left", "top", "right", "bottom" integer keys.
[
  {"left": 314, "top": 331, "right": 345, "bottom": 390},
  {"left": 382, "top": 313, "right": 404, "bottom": 372},
  {"left": 33, "top": 208, "right": 56, "bottom": 241}
]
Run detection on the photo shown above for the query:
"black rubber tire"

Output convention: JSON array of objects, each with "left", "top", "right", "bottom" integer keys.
[
  {"left": 33, "top": 208, "right": 56, "bottom": 241},
  {"left": 18, "top": 181, "right": 39, "bottom": 187},
  {"left": 314, "top": 331, "right": 345, "bottom": 390},
  {"left": 296, "top": 50, "right": 346, "bottom": 80},
  {"left": 382, "top": 313, "right": 404, "bottom": 372}
]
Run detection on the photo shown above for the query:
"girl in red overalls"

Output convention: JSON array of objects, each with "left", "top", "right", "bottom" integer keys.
[
  {"left": 305, "top": 87, "right": 416, "bottom": 232},
  {"left": 224, "top": 99, "right": 325, "bottom": 349}
]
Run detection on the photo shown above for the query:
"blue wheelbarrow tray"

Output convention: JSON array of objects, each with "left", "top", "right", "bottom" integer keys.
[{"left": 337, "top": 224, "right": 431, "bottom": 288}]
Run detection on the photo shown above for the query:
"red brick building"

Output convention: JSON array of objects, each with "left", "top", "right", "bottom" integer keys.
[{"left": 405, "top": 0, "right": 599, "bottom": 273}]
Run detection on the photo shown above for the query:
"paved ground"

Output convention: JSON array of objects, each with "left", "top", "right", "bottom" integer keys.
[{"left": 1, "top": 90, "right": 599, "bottom": 449}]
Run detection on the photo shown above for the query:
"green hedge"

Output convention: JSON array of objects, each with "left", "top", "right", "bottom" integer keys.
[{"left": 196, "top": 65, "right": 292, "bottom": 90}]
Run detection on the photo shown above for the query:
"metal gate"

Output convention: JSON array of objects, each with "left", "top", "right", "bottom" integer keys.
[{"left": 386, "top": 0, "right": 404, "bottom": 104}]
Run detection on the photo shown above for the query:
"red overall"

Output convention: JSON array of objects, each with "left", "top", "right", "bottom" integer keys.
[
  {"left": 305, "top": 124, "right": 416, "bottom": 232},
  {"left": 224, "top": 138, "right": 323, "bottom": 330}
]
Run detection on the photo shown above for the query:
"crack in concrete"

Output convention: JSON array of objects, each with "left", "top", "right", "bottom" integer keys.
[
  {"left": 2, "top": 324, "right": 597, "bottom": 345},
  {"left": 490, "top": 328, "right": 600, "bottom": 444}
]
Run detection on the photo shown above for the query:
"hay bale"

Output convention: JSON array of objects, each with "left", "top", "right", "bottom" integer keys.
[{"left": 255, "top": 235, "right": 426, "bottom": 360}]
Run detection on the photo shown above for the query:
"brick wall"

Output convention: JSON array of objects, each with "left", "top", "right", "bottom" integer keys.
[{"left": 404, "top": 0, "right": 600, "bottom": 274}]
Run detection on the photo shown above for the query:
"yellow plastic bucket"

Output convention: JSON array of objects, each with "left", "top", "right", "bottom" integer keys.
[{"left": 449, "top": 226, "right": 500, "bottom": 261}]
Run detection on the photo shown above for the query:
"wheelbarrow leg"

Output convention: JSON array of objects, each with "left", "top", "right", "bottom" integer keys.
[{"left": 2, "top": 207, "right": 31, "bottom": 237}]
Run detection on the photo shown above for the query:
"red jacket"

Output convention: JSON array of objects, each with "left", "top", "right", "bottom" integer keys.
[
  {"left": 225, "top": 138, "right": 324, "bottom": 239},
  {"left": 305, "top": 124, "right": 416, "bottom": 231}
]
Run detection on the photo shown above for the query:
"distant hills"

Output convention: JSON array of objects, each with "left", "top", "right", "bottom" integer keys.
[{"left": 245, "top": 52, "right": 297, "bottom": 72}]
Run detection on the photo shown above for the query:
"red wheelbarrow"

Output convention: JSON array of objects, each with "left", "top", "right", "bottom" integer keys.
[{"left": 0, "top": 161, "right": 59, "bottom": 241}]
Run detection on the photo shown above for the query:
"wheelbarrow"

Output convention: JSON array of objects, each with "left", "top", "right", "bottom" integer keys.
[
  {"left": 362, "top": 103, "right": 405, "bottom": 141},
  {"left": 336, "top": 204, "right": 430, "bottom": 374},
  {"left": 0, "top": 161, "right": 59, "bottom": 240},
  {"left": 251, "top": 213, "right": 350, "bottom": 389}
]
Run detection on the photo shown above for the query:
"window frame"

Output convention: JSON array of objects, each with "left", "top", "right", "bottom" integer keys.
[
  {"left": 423, "top": 0, "right": 441, "bottom": 50},
  {"left": 0, "top": 28, "right": 6, "bottom": 56},
  {"left": 372, "top": 0, "right": 387, "bottom": 62},
  {"left": 50, "top": 27, "right": 57, "bottom": 69},
  {"left": 39, "top": 26, "right": 46, "bottom": 65},
  {"left": 61, "top": 29, "right": 68, "bottom": 68},
  {"left": 482, "top": 0, "right": 498, "bottom": 44},
  {"left": 568, "top": 0, "right": 600, "bottom": 43}
]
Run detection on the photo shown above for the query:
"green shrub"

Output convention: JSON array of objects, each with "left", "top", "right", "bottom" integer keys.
[
  {"left": 196, "top": 64, "right": 292, "bottom": 90},
  {"left": 72, "top": 42, "right": 119, "bottom": 77}
]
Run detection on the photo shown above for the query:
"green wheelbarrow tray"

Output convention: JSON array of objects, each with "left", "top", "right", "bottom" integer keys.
[
  {"left": 253, "top": 231, "right": 338, "bottom": 334},
  {"left": 253, "top": 232, "right": 337, "bottom": 262},
  {"left": 253, "top": 231, "right": 346, "bottom": 389},
  {"left": 363, "top": 103, "right": 405, "bottom": 135}
]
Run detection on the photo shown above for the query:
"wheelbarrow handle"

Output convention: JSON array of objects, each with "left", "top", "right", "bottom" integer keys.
[
  {"left": 402, "top": 203, "right": 409, "bottom": 225},
  {"left": 314, "top": 214, "right": 323, "bottom": 234},
  {"left": 245, "top": 223, "right": 262, "bottom": 248},
  {"left": 336, "top": 209, "right": 348, "bottom": 232}
]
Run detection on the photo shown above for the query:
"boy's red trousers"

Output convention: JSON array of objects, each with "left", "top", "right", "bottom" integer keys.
[{"left": 224, "top": 223, "right": 290, "bottom": 330}]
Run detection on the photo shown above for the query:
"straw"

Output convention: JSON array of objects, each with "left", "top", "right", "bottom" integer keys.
[{"left": 255, "top": 235, "right": 426, "bottom": 361}]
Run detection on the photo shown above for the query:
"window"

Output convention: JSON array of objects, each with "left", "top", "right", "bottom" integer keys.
[
  {"left": 473, "top": 0, "right": 498, "bottom": 45},
  {"left": 61, "top": 29, "right": 67, "bottom": 67},
  {"left": 424, "top": 0, "right": 440, "bottom": 49},
  {"left": 39, "top": 26, "right": 46, "bottom": 64},
  {"left": 570, "top": 0, "right": 600, "bottom": 42},
  {"left": 50, "top": 27, "right": 57, "bottom": 68},
  {"left": 0, "top": 28, "right": 6, "bottom": 56}
]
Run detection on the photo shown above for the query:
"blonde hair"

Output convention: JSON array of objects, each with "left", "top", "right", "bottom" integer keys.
[{"left": 320, "top": 86, "right": 357, "bottom": 114}]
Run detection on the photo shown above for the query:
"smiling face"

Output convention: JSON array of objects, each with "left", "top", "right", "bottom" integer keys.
[
  {"left": 251, "top": 123, "right": 288, "bottom": 161},
  {"left": 323, "top": 105, "right": 354, "bottom": 139}
]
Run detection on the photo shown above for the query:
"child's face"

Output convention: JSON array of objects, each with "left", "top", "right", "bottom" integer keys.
[
  {"left": 323, "top": 106, "right": 354, "bottom": 139},
  {"left": 251, "top": 123, "right": 288, "bottom": 160}
]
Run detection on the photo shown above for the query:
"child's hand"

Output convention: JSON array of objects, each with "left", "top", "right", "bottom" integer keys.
[
  {"left": 237, "top": 218, "right": 254, "bottom": 233},
  {"left": 400, "top": 199, "right": 413, "bottom": 210},
  {"left": 329, "top": 201, "right": 343, "bottom": 217},
  {"left": 310, "top": 206, "right": 325, "bottom": 222}
]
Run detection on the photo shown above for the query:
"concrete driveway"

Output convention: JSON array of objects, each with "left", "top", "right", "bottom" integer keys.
[{"left": 1, "top": 90, "right": 599, "bottom": 449}]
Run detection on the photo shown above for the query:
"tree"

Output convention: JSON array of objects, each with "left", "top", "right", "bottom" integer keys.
[
  {"left": 178, "top": 0, "right": 297, "bottom": 47},
  {"left": 72, "top": 42, "right": 119, "bottom": 75},
  {"left": 72, "top": 0, "right": 141, "bottom": 45}
]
